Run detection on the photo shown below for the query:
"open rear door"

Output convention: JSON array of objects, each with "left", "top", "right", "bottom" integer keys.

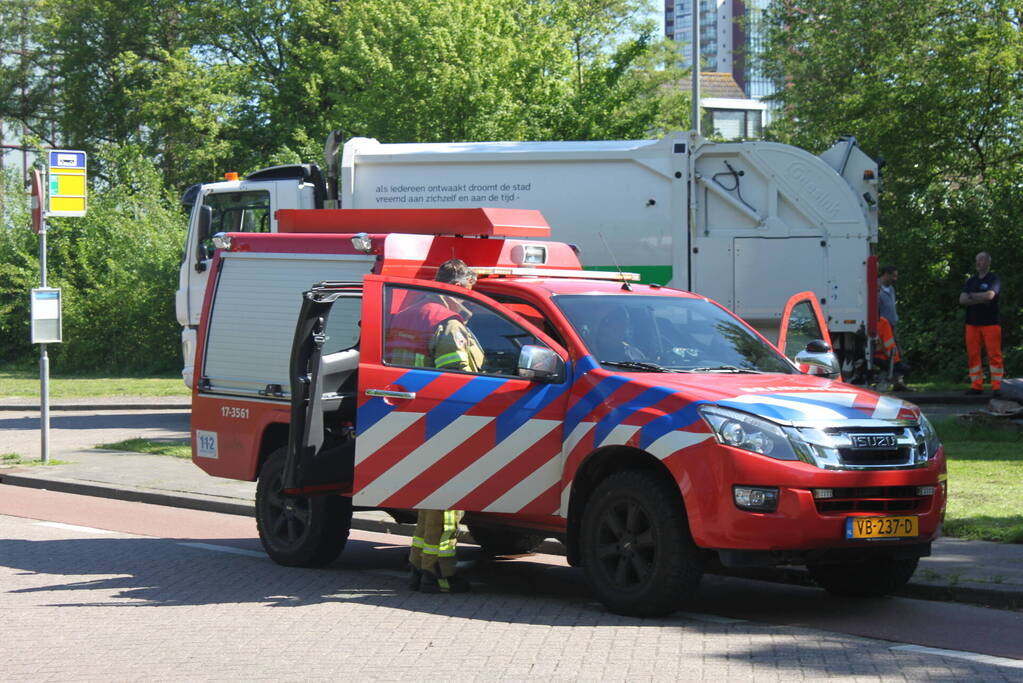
[{"left": 777, "top": 291, "right": 832, "bottom": 361}]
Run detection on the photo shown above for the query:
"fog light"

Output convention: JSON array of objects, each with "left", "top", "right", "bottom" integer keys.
[
  {"left": 812, "top": 488, "right": 834, "bottom": 499},
  {"left": 916, "top": 485, "right": 936, "bottom": 496},
  {"left": 733, "top": 485, "right": 779, "bottom": 512}
]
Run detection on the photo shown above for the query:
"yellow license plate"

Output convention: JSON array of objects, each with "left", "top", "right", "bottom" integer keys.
[{"left": 845, "top": 516, "right": 919, "bottom": 539}]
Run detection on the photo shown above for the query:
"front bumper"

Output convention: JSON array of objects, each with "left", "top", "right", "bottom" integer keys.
[{"left": 670, "top": 440, "right": 946, "bottom": 553}]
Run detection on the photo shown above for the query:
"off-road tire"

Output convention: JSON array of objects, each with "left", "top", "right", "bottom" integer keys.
[
  {"left": 255, "top": 447, "right": 352, "bottom": 567},
  {"left": 468, "top": 524, "right": 546, "bottom": 556},
  {"left": 807, "top": 554, "right": 919, "bottom": 597},
  {"left": 581, "top": 470, "right": 704, "bottom": 617}
]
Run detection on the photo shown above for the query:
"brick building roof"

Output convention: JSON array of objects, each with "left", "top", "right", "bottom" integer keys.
[{"left": 699, "top": 72, "right": 746, "bottom": 99}]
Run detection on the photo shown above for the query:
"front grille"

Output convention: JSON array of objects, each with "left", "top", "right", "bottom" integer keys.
[
  {"left": 814, "top": 486, "right": 928, "bottom": 514},
  {"left": 836, "top": 447, "right": 911, "bottom": 466},
  {"left": 818, "top": 426, "right": 923, "bottom": 469}
]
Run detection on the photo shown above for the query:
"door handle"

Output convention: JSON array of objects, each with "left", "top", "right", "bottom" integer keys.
[{"left": 365, "top": 388, "right": 416, "bottom": 400}]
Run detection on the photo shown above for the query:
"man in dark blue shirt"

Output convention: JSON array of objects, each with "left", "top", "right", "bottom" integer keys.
[{"left": 958, "top": 252, "right": 1003, "bottom": 396}]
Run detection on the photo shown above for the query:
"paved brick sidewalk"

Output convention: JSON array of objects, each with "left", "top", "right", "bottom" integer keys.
[{"left": 3, "top": 513, "right": 1020, "bottom": 682}]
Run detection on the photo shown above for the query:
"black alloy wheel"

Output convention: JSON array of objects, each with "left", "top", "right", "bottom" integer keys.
[
  {"left": 581, "top": 469, "right": 704, "bottom": 617},
  {"left": 255, "top": 447, "right": 352, "bottom": 567}
]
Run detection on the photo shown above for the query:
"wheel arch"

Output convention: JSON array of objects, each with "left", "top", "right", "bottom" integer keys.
[
  {"left": 255, "top": 421, "right": 289, "bottom": 480},
  {"left": 564, "top": 445, "right": 685, "bottom": 566}
]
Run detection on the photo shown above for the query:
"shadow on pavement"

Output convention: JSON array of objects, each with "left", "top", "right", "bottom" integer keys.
[
  {"left": 4, "top": 532, "right": 1023, "bottom": 664},
  {"left": 0, "top": 411, "right": 190, "bottom": 433}
]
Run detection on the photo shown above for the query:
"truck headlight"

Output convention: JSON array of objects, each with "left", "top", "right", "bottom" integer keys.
[
  {"left": 917, "top": 414, "right": 942, "bottom": 462},
  {"left": 699, "top": 406, "right": 800, "bottom": 460}
]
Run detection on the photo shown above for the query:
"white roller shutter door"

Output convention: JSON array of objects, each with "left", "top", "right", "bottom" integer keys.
[{"left": 201, "top": 252, "right": 373, "bottom": 397}]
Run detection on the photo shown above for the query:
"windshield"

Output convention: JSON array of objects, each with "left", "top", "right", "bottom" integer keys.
[{"left": 554, "top": 294, "right": 795, "bottom": 374}]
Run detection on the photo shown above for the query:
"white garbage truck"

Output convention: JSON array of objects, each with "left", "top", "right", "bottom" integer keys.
[{"left": 176, "top": 132, "right": 881, "bottom": 386}]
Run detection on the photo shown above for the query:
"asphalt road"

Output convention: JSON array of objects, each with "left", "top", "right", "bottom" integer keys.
[{"left": 1, "top": 485, "right": 1021, "bottom": 681}]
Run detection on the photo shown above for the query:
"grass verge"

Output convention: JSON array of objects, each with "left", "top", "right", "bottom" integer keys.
[
  {"left": 96, "top": 439, "right": 192, "bottom": 460},
  {"left": 906, "top": 380, "right": 970, "bottom": 393},
  {"left": 1, "top": 453, "right": 70, "bottom": 467},
  {"left": 0, "top": 370, "right": 189, "bottom": 399},
  {"left": 936, "top": 417, "right": 1023, "bottom": 543}
]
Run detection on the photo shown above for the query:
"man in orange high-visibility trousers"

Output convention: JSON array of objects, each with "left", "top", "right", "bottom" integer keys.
[
  {"left": 875, "top": 316, "right": 902, "bottom": 366},
  {"left": 875, "top": 266, "right": 910, "bottom": 390},
  {"left": 959, "top": 251, "right": 1003, "bottom": 397},
  {"left": 388, "top": 259, "right": 483, "bottom": 594}
]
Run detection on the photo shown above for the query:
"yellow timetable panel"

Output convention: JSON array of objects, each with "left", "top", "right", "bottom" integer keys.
[{"left": 48, "top": 150, "right": 87, "bottom": 217}]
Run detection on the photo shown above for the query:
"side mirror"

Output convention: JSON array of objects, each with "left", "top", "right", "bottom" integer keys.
[
  {"left": 805, "top": 339, "right": 831, "bottom": 354},
  {"left": 794, "top": 340, "right": 841, "bottom": 379},
  {"left": 517, "top": 345, "right": 565, "bottom": 383},
  {"left": 195, "top": 205, "right": 214, "bottom": 271}
]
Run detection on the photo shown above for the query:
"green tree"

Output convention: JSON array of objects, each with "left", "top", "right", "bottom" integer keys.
[
  {"left": 189, "top": 0, "right": 686, "bottom": 157},
  {"left": 0, "top": 146, "right": 185, "bottom": 374},
  {"left": 761, "top": 0, "right": 1023, "bottom": 379},
  {"left": 3, "top": 0, "right": 687, "bottom": 188},
  {"left": 0, "top": 167, "right": 38, "bottom": 365},
  {"left": 0, "top": 0, "right": 245, "bottom": 189}
]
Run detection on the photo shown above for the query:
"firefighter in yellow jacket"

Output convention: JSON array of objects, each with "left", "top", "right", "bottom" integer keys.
[{"left": 389, "top": 259, "right": 483, "bottom": 593}]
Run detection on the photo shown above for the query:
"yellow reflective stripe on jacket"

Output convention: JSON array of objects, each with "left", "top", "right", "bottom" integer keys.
[{"left": 434, "top": 350, "right": 468, "bottom": 369}]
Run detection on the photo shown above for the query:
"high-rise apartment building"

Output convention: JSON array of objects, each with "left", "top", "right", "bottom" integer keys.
[{"left": 664, "top": 0, "right": 774, "bottom": 99}]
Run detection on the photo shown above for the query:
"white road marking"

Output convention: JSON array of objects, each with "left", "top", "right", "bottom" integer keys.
[
  {"left": 890, "top": 645, "right": 1023, "bottom": 669},
  {"left": 34, "top": 521, "right": 114, "bottom": 534},
  {"left": 176, "top": 542, "right": 265, "bottom": 558}
]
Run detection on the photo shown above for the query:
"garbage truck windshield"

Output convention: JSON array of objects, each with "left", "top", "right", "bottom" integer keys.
[{"left": 553, "top": 294, "right": 796, "bottom": 374}]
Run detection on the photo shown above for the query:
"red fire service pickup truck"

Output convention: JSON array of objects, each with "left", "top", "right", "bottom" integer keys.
[{"left": 190, "top": 208, "right": 945, "bottom": 617}]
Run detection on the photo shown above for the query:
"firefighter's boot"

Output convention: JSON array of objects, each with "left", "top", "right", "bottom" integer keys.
[
  {"left": 419, "top": 571, "right": 470, "bottom": 594},
  {"left": 408, "top": 564, "right": 424, "bottom": 591}
]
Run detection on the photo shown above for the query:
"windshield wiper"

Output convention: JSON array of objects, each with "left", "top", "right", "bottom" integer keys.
[
  {"left": 682, "top": 365, "right": 766, "bottom": 374},
  {"left": 600, "top": 360, "right": 678, "bottom": 373}
]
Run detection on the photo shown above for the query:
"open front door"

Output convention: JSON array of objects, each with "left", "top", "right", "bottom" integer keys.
[
  {"left": 285, "top": 282, "right": 363, "bottom": 493},
  {"left": 777, "top": 291, "right": 839, "bottom": 378},
  {"left": 353, "top": 275, "right": 571, "bottom": 515}
]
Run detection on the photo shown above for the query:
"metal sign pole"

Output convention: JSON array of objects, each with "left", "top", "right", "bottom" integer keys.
[
  {"left": 33, "top": 151, "right": 85, "bottom": 463},
  {"left": 692, "top": 0, "right": 701, "bottom": 136},
  {"left": 39, "top": 219, "right": 49, "bottom": 463}
]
